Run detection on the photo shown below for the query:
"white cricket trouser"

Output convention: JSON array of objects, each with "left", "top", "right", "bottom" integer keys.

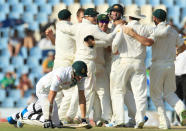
[
  {"left": 66, "top": 86, "right": 79, "bottom": 118},
  {"left": 93, "top": 93, "right": 102, "bottom": 122},
  {"left": 124, "top": 85, "right": 136, "bottom": 121},
  {"left": 58, "top": 87, "right": 75, "bottom": 120},
  {"left": 150, "top": 61, "right": 186, "bottom": 128},
  {"left": 93, "top": 64, "right": 112, "bottom": 122},
  {"left": 111, "top": 58, "right": 147, "bottom": 125},
  {"left": 110, "top": 55, "right": 120, "bottom": 123}
]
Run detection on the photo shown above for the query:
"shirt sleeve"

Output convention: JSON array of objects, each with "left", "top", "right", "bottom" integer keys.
[
  {"left": 77, "top": 78, "right": 85, "bottom": 90},
  {"left": 112, "top": 28, "right": 123, "bottom": 54},
  {"left": 50, "top": 72, "right": 62, "bottom": 92},
  {"left": 94, "top": 40, "right": 110, "bottom": 48},
  {"left": 57, "top": 23, "right": 77, "bottom": 36},
  {"left": 92, "top": 25, "right": 118, "bottom": 44},
  {"left": 153, "top": 25, "right": 171, "bottom": 38}
]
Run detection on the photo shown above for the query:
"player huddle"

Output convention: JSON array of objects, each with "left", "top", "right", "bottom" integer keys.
[{"left": 7, "top": 3, "right": 186, "bottom": 130}]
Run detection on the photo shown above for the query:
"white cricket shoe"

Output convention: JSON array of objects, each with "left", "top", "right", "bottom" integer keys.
[
  {"left": 17, "top": 120, "right": 24, "bottom": 128},
  {"left": 96, "top": 120, "right": 103, "bottom": 127}
]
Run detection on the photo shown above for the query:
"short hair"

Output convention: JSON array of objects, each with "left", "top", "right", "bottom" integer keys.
[{"left": 76, "top": 8, "right": 85, "bottom": 17}]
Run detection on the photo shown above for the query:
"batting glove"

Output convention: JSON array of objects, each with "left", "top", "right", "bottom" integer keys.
[{"left": 43, "top": 120, "right": 54, "bottom": 128}]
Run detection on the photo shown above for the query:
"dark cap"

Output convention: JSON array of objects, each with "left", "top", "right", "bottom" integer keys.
[
  {"left": 110, "top": 4, "right": 124, "bottom": 15},
  {"left": 72, "top": 61, "right": 87, "bottom": 77},
  {"left": 58, "top": 9, "right": 71, "bottom": 20},
  {"left": 153, "top": 9, "right": 166, "bottom": 21},
  {"left": 97, "top": 14, "right": 109, "bottom": 22},
  {"left": 84, "top": 8, "right": 99, "bottom": 17}
]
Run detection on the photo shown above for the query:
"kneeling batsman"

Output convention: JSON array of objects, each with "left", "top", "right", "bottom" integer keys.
[{"left": 8, "top": 61, "right": 89, "bottom": 128}]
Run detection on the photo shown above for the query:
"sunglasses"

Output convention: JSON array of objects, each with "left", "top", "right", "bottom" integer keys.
[{"left": 99, "top": 21, "right": 109, "bottom": 24}]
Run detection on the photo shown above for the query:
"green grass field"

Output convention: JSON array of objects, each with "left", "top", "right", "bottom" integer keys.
[{"left": 1, "top": 123, "right": 186, "bottom": 131}]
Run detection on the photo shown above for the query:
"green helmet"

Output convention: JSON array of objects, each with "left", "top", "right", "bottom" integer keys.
[
  {"left": 110, "top": 4, "right": 124, "bottom": 15},
  {"left": 72, "top": 61, "right": 87, "bottom": 77}
]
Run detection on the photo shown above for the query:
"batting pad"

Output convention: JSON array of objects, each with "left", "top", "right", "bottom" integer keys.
[{"left": 20, "top": 119, "right": 43, "bottom": 127}]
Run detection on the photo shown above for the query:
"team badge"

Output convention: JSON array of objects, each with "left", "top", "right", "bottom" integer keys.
[
  {"left": 114, "top": 5, "right": 119, "bottom": 9},
  {"left": 81, "top": 68, "right": 85, "bottom": 74}
]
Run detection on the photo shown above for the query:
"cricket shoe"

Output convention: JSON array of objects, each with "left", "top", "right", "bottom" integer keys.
[
  {"left": 17, "top": 120, "right": 24, "bottom": 128},
  {"left": 105, "top": 123, "right": 114, "bottom": 127},
  {"left": 134, "top": 116, "right": 149, "bottom": 129},
  {"left": 7, "top": 116, "right": 17, "bottom": 127},
  {"left": 125, "top": 119, "right": 136, "bottom": 128},
  {"left": 180, "top": 110, "right": 186, "bottom": 126},
  {"left": 96, "top": 120, "right": 109, "bottom": 127},
  {"left": 96, "top": 120, "right": 103, "bottom": 127},
  {"left": 79, "top": 122, "right": 92, "bottom": 129},
  {"left": 113, "top": 123, "right": 125, "bottom": 128}
]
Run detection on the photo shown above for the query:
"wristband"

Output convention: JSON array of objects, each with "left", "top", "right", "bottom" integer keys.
[{"left": 81, "top": 118, "right": 86, "bottom": 123}]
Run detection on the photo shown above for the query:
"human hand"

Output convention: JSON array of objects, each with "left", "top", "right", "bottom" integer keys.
[
  {"left": 45, "top": 28, "right": 54, "bottom": 40},
  {"left": 43, "top": 120, "right": 54, "bottom": 128}
]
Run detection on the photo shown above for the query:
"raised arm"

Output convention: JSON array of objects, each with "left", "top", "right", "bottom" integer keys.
[
  {"left": 45, "top": 28, "right": 55, "bottom": 45},
  {"left": 92, "top": 25, "right": 119, "bottom": 43},
  {"left": 57, "top": 22, "right": 77, "bottom": 36}
]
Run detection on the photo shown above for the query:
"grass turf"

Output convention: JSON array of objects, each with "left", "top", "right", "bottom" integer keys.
[{"left": 1, "top": 123, "right": 186, "bottom": 131}]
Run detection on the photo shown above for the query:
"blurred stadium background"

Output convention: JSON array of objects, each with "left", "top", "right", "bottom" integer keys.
[{"left": 0, "top": 0, "right": 186, "bottom": 126}]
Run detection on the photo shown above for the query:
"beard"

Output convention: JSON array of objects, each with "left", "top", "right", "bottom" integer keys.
[{"left": 154, "top": 20, "right": 158, "bottom": 25}]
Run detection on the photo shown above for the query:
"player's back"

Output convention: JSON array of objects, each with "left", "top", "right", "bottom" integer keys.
[
  {"left": 55, "top": 21, "right": 76, "bottom": 64},
  {"left": 36, "top": 67, "right": 72, "bottom": 95},
  {"left": 152, "top": 22, "right": 183, "bottom": 62}
]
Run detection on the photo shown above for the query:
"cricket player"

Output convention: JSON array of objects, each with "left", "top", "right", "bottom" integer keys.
[
  {"left": 149, "top": 9, "right": 186, "bottom": 129},
  {"left": 36, "top": 61, "right": 88, "bottom": 128},
  {"left": 54, "top": 9, "right": 75, "bottom": 124},
  {"left": 106, "top": 4, "right": 138, "bottom": 127},
  {"left": 7, "top": 61, "right": 88, "bottom": 128},
  {"left": 58, "top": 8, "right": 119, "bottom": 121},
  {"left": 111, "top": 8, "right": 155, "bottom": 128},
  {"left": 46, "top": 9, "right": 77, "bottom": 124},
  {"left": 92, "top": 14, "right": 112, "bottom": 126},
  {"left": 124, "top": 9, "right": 186, "bottom": 129},
  {"left": 46, "top": 9, "right": 86, "bottom": 123}
]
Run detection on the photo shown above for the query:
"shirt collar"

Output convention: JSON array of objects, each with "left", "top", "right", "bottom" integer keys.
[
  {"left": 156, "top": 22, "right": 166, "bottom": 27},
  {"left": 58, "top": 20, "right": 72, "bottom": 25}
]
